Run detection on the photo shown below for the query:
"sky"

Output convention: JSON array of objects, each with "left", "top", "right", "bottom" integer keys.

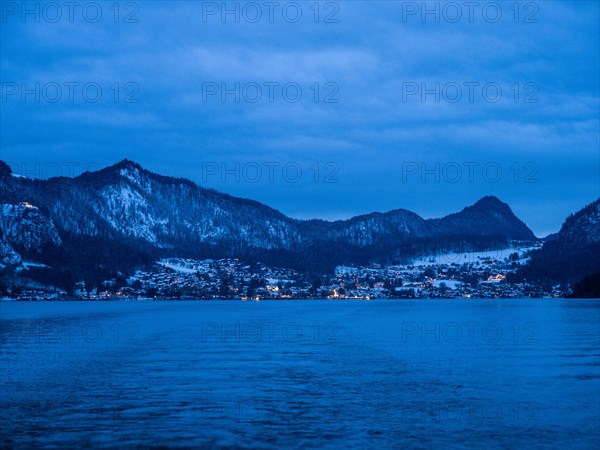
[{"left": 1, "top": 0, "right": 599, "bottom": 237}]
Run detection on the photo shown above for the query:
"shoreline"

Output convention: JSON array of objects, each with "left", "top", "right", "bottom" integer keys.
[{"left": 1, "top": 296, "right": 578, "bottom": 302}]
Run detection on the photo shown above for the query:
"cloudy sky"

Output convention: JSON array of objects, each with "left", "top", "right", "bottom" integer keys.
[{"left": 1, "top": 0, "right": 598, "bottom": 236}]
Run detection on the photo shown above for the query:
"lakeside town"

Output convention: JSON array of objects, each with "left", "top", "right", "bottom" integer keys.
[{"left": 2, "top": 244, "right": 568, "bottom": 300}]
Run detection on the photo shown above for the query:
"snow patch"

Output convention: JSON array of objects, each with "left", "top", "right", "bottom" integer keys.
[
  {"left": 157, "top": 260, "right": 198, "bottom": 274},
  {"left": 411, "top": 245, "right": 539, "bottom": 267}
]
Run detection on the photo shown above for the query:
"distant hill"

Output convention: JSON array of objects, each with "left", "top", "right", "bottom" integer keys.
[{"left": 518, "top": 198, "right": 600, "bottom": 285}]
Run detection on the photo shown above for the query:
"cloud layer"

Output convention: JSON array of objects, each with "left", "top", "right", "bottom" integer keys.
[{"left": 1, "top": 0, "right": 599, "bottom": 236}]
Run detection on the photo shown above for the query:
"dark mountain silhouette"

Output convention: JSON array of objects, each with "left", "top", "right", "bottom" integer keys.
[{"left": 518, "top": 198, "right": 600, "bottom": 285}]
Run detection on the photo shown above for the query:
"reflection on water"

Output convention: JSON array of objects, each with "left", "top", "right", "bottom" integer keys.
[{"left": 1, "top": 299, "right": 599, "bottom": 449}]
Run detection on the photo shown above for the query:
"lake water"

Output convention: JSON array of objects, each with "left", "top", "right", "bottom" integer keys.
[{"left": 1, "top": 299, "right": 599, "bottom": 449}]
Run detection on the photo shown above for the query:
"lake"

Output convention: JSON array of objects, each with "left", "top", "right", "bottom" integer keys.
[{"left": 1, "top": 299, "right": 599, "bottom": 449}]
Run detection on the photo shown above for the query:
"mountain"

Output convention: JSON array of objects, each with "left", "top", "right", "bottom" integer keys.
[
  {"left": 0, "top": 159, "right": 536, "bottom": 289},
  {"left": 570, "top": 272, "right": 600, "bottom": 298},
  {"left": 428, "top": 196, "right": 535, "bottom": 240},
  {"left": 0, "top": 203, "right": 62, "bottom": 255},
  {"left": 518, "top": 198, "right": 600, "bottom": 285}
]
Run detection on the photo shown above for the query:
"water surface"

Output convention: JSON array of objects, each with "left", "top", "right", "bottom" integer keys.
[{"left": 1, "top": 299, "right": 599, "bottom": 448}]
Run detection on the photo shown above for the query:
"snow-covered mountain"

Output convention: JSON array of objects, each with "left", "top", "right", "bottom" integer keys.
[
  {"left": 0, "top": 202, "right": 62, "bottom": 270},
  {"left": 0, "top": 237, "right": 21, "bottom": 270},
  {"left": 0, "top": 159, "right": 537, "bottom": 281}
]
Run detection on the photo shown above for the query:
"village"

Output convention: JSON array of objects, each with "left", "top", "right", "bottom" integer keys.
[{"left": 3, "top": 244, "right": 566, "bottom": 301}]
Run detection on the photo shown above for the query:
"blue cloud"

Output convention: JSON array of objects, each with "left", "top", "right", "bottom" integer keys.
[{"left": 1, "top": 0, "right": 598, "bottom": 237}]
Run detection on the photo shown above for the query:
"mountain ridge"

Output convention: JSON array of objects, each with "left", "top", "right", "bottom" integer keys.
[
  {"left": 1, "top": 159, "right": 536, "bottom": 231},
  {"left": 1, "top": 159, "right": 538, "bottom": 288}
]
